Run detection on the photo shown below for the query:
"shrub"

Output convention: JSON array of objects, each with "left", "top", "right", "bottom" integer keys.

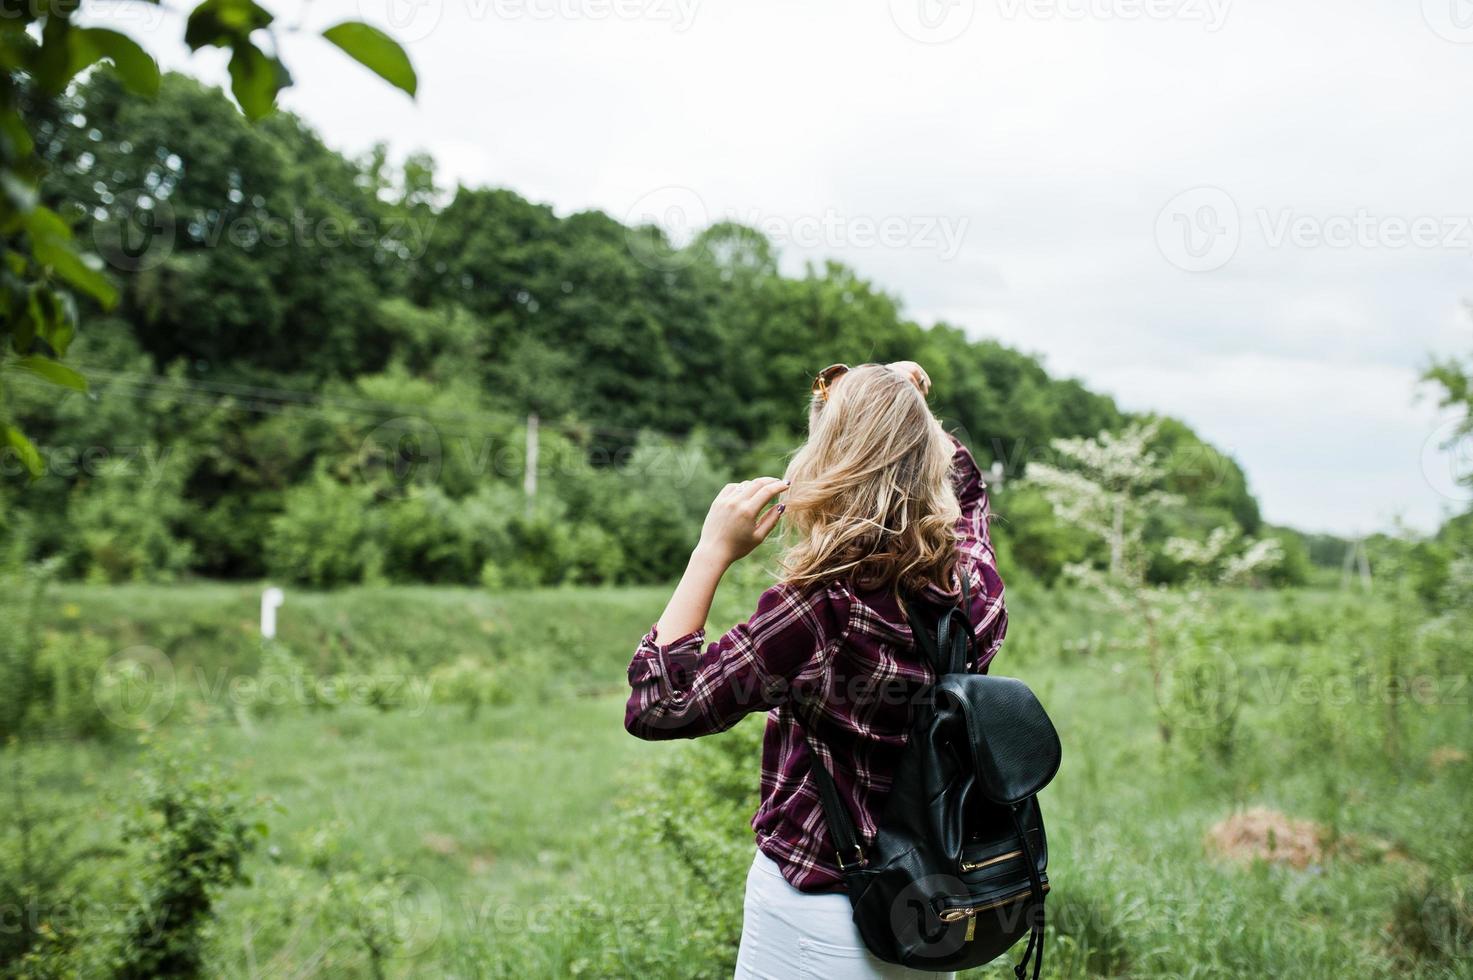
[
  {"left": 266, "top": 472, "right": 385, "bottom": 587},
  {"left": 427, "top": 655, "right": 507, "bottom": 719},
  {"left": 68, "top": 454, "right": 195, "bottom": 583},
  {"left": 569, "top": 719, "right": 763, "bottom": 978},
  {"left": 0, "top": 567, "right": 51, "bottom": 741},
  {"left": 1389, "top": 875, "right": 1473, "bottom": 965},
  {"left": 109, "top": 765, "right": 260, "bottom": 979},
  {"left": 26, "top": 630, "right": 121, "bottom": 741}
]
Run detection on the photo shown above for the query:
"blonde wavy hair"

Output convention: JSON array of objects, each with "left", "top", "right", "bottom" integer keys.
[{"left": 780, "top": 364, "right": 961, "bottom": 596}]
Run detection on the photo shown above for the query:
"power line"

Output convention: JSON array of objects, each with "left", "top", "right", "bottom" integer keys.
[{"left": 12, "top": 361, "right": 770, "bottom": 452}]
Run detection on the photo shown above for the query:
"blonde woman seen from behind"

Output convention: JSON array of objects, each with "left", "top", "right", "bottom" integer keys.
[{"left": 625, "top": 362, "right": 1007, "bottom": 980}]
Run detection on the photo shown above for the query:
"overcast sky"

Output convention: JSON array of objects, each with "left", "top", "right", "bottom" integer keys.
[{"left": 106, "top": 0, "right": 1473, "bottom": 536}]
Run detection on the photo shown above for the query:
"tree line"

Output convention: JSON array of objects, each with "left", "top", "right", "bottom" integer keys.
[{"left": 2, "top": 70, "right": 1310, "bottom": 588}]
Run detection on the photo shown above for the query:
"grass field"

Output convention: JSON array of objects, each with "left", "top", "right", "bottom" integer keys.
[{"left": 4, "top": 577, "right": 1472, "bottom": 978}]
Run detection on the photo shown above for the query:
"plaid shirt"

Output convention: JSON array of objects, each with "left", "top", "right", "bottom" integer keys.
[{"left": 624, "top": 437, "right": 1007, "bottom": 893}]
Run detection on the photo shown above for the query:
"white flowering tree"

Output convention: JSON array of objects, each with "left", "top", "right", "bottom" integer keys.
[
  {"left": 1024, "top": 420, "right": 1280, "bottom": 745},
  {"left": 1026, "top": 420, "right": 1177, "bottom": 582}
]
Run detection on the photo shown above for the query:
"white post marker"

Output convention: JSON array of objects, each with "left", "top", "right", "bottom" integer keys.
[
  {"left": 261, "top": 586, "right": 285, "bottom": 640},
  {"left": 524, "top": 412, "right": 539, "bottom": 516}
]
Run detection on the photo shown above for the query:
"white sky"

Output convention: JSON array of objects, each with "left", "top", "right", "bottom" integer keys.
[{"left": 95, "top": 0, "right": 1473, "bottom": 536}]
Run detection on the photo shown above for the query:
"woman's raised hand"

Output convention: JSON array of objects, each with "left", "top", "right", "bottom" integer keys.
[
  {"left": 695, "top": 478, "right": 789, "bottom": 566},
  {"left": 885, "top": 361, "right": 931, "bottom": 396}
]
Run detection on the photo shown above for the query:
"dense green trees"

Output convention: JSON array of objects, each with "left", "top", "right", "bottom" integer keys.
[
  {"left": 2, "top": 0, "right": 415, "bottom": 483},
  {"left": 3, "top": 70, "right": 1290, "bottom": 588}
]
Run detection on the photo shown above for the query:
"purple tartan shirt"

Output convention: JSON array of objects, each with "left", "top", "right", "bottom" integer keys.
[{"left": 624, "top": 437, "right": 1007, "bottom": 893}]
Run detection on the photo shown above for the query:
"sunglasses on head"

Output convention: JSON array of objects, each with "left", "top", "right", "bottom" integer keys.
[{"left": 811, "top": 364, "right": 850, "bottom": 403}]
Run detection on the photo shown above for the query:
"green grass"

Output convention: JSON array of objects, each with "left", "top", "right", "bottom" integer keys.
[
  {"left": 4, "top": 579, "right": 1472, "bottom": 978},
  {"left": 43, "top": 580, "right": 670, "bottom": 693}
]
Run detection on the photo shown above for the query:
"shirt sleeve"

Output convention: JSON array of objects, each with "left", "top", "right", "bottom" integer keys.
[
  {"left": 949, "top": 435, "right": 1008, "bottom": 673},
  {"left": 624, "top": 583, "right": 846, "bottom": 741}
]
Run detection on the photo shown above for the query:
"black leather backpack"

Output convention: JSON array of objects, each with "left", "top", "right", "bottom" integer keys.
[{"left": 800, "top": 573, "right": 1062, "bottom": 978}]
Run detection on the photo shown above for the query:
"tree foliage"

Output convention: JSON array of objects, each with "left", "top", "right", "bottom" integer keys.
[
  {"left": 1, "top": 0, "right": 414, "bottom": 476},
  {"left": 2, "top": 70, "right": 1276, "bottom": 587}
]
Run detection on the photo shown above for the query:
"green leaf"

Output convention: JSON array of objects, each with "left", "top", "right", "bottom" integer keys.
[
  {"left": 321, "top": 21, "right": 417, "bottom": 97},
  {"left": 227, "top": 42, "right": 292, "bottom": 121},
  {"left": 31, "top": 14, "right": 75, "bottom": 94},
  {"left": 185, "top": 0, "right": 274, "bottom": 50},
  {"left": 0, "top": 109, "right": 35, "bottom": 162},
  {"left": 1, "top": 422, "right": 43, "bottom": 479},
  {"left": 0, "top": 172, "right": 37, "bottom": 216},
  {"left": 13, "top": 355, "right": 87, "bottom": 392},
  {"left": 9, "top": 286, "right": 40, "bottom": 352},
  {"left": 19, "top": 207, "right": 117, "bottom": 308},
  {"left": 70, "top": 28, "right": 161, "bottom": 97},
  {"left": 39, "top": 290, "right": 78, "bottom": 357},
  {"left": 23, "top": 205, "right": 71, "bottom": 243},
  {"left": 32, "top": 237, "right": 117, "bottom": 308}
]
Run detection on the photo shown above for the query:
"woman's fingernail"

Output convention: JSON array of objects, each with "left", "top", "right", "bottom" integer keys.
[{"left": 777, "top": 504, "right": 786, "bottom": 515}]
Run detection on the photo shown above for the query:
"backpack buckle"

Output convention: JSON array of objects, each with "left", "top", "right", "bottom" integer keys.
[{"left": 837, "top": 845, "right": 867, "bottom": 870}]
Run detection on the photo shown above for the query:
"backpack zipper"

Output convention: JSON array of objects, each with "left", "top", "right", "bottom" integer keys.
[
  {"left": 937, "top": 881, "right": 1050, "bottom": 922},
  {"left": 960, "top": 847, "right": 1021, "bottom": 872}
]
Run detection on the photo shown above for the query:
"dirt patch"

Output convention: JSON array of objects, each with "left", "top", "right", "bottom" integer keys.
[
  {"left": 1206, "top": 807, "right": 1329, "bottom": 868},
  {"left": 1205, "top": 806, "right": 1404, "bottom": 869},
  {"left": 1429, "top": 746, "right": 1468, "bottom": 771},
  {"left": 422, "top": 832, "right": 461, "bottom": 856}
]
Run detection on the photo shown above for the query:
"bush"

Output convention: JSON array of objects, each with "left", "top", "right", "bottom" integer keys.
[
  {"left": 570, "top": 719, "right": 763, "bottom": 978},
  {"left": 1390, "top": 876, "right": 1473, "bottom": 965},
  {"left": 26, "top": 630, "right": 121, "bottom": 741},
  {"left": 109, "top": 765, "right": 260, "bottom": 979},
  {"left": 427, "top": 654, "right": 508, "bottom": 719},
  {"left": 584, "top": 435, "right": 728, "bottom": 584},
  {"left": 68, "top": 455, "right": 195, "bottom": 583},
  {"left": 0, "top": 567, "right": 51, "bottom": 741},
  {"left": 266, "top": 472, "right": 385, "bottom": 587}
]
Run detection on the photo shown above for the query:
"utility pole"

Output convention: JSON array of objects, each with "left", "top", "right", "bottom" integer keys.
[
  {"left": 1340, "top": 538, "right": 1372, "bottom": 591},
  {"left": 524, "top": 413, "right": 539, "bottom": 516}
]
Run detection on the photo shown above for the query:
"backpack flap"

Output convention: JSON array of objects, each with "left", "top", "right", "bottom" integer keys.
[{"left": 936, "top": 675, "right": 1061, "bottom": 805}]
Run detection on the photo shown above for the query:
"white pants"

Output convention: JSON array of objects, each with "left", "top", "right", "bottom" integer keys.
[{"left": 733, "top": 850, "right": 956, "bottom": 980}]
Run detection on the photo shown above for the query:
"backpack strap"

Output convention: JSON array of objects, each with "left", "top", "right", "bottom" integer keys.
[
  {"left": 906, "top": 567, "right": 974, "bottom": 676},
  {"left": 1010, "top": 803, "right": 1046, "bottom": 980},
  {"left": 800, "top": 727, "right": 867, "bottom": 871},
  {"left": 801, "top": 570, "right": 976, "bottom": 875}
]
